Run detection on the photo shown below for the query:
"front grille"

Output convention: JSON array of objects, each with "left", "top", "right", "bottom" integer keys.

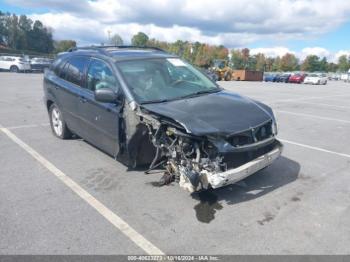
[
  {"left": 223, "top": 140, "right": 279, "bottom": 169},
  {"left": 227, "top": 120, "right": 273, "bottom": 147}
]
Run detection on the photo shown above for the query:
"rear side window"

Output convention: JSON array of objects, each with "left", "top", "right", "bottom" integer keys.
[{"left": 61, "top": 56, "right": 89, "bottom": 87}]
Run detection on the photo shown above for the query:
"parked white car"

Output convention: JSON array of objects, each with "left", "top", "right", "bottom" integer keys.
[
  {"left": 303, "top": 73, "right": 327, "bottom": 85},
  {"left": 0, "top": 56, "right": 31, "bottom": 72},
  {"left": 341, "top": 71, "right": 350, "bottom": 82},
  {"left": 340, "top": 73, "right": 348, "bottom": 81}
]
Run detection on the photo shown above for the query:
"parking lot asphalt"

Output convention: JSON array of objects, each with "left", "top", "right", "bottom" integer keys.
[{"left": 1, "top": 72, "right": 350, "bottom": 255}]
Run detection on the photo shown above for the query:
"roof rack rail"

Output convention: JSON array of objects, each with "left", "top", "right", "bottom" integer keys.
[{"left": 67, "top": 45, "right": 165, "bottom": 53}]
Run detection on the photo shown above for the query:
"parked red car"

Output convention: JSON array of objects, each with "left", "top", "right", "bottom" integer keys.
[{"left": 288, "top": 73, "right": 306, "bottom": 84}]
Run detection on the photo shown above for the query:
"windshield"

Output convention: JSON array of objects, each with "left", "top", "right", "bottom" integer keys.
[
  {"left": 213, "top": 60, "right": 225, "bottom": 69},
  {"left": 116, "top": 58, "right": 219, "bottom": 104}
]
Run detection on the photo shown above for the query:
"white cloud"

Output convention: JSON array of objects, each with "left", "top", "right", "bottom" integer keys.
[
  {"left": 29, "top": 7, "right": 350, "bottom": 63},
  {"left": 10, "top": 0, "right": 350, "bottom": 47},
  {"left": 334, "top": 50, "right": 350, "bottom": 62},
  {"left": 30, "top": 12, "right": 261, "bottom": 47},
  {"left": 300, "top": 47, "right": 331, "bottom": 60},
  {"left": 250, "top": 47, "right": 295, "bottom": 57}
]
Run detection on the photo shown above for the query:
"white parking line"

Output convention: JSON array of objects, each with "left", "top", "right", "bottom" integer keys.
[
  {"left": 274, "top": 94, "right": 350, "bottom": 103},
  {"left": 0, "top": 126, "right": 164, "bottom": 255},
  {"left": 280, "top": 138, "right": 350, "bottom": 159},
  {"left": 276, "top": 110, "right": 350, "bottom": 124},
  {"left": 6, "top": 123, "right": 50, "bottom": 130},
  {"left": 276, "top": 101, "right": 350, "bottom": 110}
]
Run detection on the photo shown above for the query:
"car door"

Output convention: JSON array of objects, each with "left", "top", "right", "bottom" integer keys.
[
  {"left": 0, "top": 57, "right": 12, "bottom": 70},
  {"left": 53, "top": 56, "right": 90, "bottom": 134},
  {"left": 78, "top": 58, "right": 121, "bottom": 157}
]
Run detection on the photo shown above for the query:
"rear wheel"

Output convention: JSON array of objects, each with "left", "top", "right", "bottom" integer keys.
[
  {"left": 49, "top": 104, "right": 72, "bottom": 139},
  {"left": 10, "top": 65, "right": 19, "bottom": 73},
  {"left": 224, "top": 71, "right": 231, "bottom": 81}
]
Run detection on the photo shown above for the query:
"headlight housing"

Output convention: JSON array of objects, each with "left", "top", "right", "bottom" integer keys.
[{"left": 272, "top": 119, "right": 278, "bottom": 135}]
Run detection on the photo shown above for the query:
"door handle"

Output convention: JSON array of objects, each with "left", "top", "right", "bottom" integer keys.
[{"left": 79, "top": 96, "right": 87, "bottom": 103}]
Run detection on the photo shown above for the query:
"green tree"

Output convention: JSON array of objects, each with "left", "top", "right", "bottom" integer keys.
[
  {"left": 248, "top": 55, "right": 257, "bottom": 70},
  {"left": 254, "top": 53, "right": 266, "bottom": 71},
  {"left": 337, "top": 55, "right": 350, "bottom": 72},
  {"left": 17, "top": 15, "right": 33, "bottom": 50},
  {"left": 230, "top": 49, "right": 244, "bottom": 69},
  {"left": 27, "top": 20, "right": 53, "bottom": 53},
  {"left": 131, "top": 32, "right": 149, "bottom": 46},
  {"left": 168, "top": 40, "right": 185, "bottom": 56},
  {"left": 0, "top": 12, "right": 54, "bottom": 53},
  {"left": 193, "top": 44, "right": 212, "bottom": 67},
  {"left": 242, "top": 48, "right": 250, "bottom": 69},
  {"left": 272, "top": 56, "right": 281, "bottom": 71},
  {"left": 0, "top": 11, "right": 8, "bottom": 45},
  {"left": 327, "top": 62, "right": 338, "bottom": 72},
  {"left": 54, "top": 40, "right": 77, "bottom": 53},
  {"left": 319, "top": 57, "right": 328, "bottom": 72},
  {"left": 265, "top": 57, "right": 274, "bottom": 72},
  {"left": 109, "top": 33, "right": 123, "bottom": 46},
  {"left": 301, "top": 55, "right": 321, "bottom": 72},
  {"left": 147, "top": 38, "right": 169, "bottom": 51},
  {"left": 6, "top": 14, "right": 20, "bottom": 49},
  {"left": 280, "top": 53, "right": 299, "bottom": 71}
]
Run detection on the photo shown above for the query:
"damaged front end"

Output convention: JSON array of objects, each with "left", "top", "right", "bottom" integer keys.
[{"left": 138, "top": 109, "right": 282, "bottom": 193}]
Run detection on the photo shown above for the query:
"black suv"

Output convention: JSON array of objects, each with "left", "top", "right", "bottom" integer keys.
[{"left": 44, "top": 46, "right": 282, "bottom": 192}]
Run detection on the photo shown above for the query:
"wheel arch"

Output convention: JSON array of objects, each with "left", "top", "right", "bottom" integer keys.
[{"left": 46, "top": 100, "right": 54, "bottom": 112}]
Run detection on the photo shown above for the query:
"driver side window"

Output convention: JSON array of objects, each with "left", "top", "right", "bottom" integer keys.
[{"left": 87, "top": 59, "right": 118, "bottom": 91}]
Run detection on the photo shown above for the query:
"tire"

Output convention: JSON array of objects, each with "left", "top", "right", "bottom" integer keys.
[
  {"left": 10, "top": 65, "right": 19, "bottom": 73},
  {"left": 324, "top": 80, "right": 327, "bottom": 85},
  {"left": 224, "top": 71, "right": 231, "bottom": 81},
  {"left": 49, "top": 104, "right": 72, "bottom": 139}
]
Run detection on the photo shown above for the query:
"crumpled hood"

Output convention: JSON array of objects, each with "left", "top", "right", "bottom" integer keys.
[{"left": 141, "top": 91, "right": 274, "bottom": 136}]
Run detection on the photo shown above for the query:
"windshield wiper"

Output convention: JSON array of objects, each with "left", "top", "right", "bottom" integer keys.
[
  {"left": 141, "top": 89, "right": 221, "bottom": 104},
  {"left": 177, "top": 88, "right": 221, "bottom": 99},
  {"left": 141, "top": 99, "right": 170, "bottom": 104}
]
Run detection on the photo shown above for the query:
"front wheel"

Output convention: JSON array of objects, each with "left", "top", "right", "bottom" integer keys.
[
  {"left": 49, "top": 104, "right": 72, "bottom": 139},
  {"left": 10, "top": 65, "right": 19, "bottom": 73}
]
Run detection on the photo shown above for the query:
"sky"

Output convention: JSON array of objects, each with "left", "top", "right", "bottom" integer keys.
[{"left": 1, "top": 0, "right": 350, "bottom": 62}]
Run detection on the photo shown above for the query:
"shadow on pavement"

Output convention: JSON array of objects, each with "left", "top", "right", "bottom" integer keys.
[{"left": 191, "top": 156, "right": 300, "bottom": 223}]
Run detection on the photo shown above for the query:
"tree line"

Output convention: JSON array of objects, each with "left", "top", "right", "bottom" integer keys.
[
  {"left": 0, "top": 11, "right": 79, "bottom": 54},
  {"left": 126, "top": 32, "right": 350, "bottom": 72},
  {"left": 0, "top": 11, "right": 54, "bottom": 53},
  {"left": 230, "top": 49, "right": 345, "bottom": 72},
  {"left": 1, "top": 11, "right": 349, "bottom": 72}
]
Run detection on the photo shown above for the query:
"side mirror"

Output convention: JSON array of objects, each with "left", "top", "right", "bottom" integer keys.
[{"left": 94, "top": 88, "right": 117, "bottom": 103}]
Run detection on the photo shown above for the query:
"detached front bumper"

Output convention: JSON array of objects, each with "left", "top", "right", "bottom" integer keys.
[{"left": 207, "top": 141, "right": 283, "bottom": 189}]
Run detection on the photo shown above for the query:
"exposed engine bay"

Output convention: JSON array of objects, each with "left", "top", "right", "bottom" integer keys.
[{"left": 133, "top": 108, "right": 282, "bottom": 193}]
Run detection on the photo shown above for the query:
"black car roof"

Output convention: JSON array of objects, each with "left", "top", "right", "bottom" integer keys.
[{"left": 64, "top": 46, "right": 177, "bottom": 61}]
